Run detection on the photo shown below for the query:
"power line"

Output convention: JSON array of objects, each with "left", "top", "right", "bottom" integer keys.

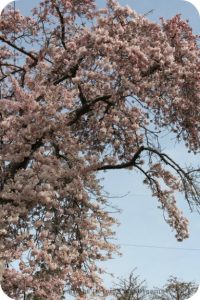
[{"left": 119, "top": 243, "right": 200, "bottom": 251}]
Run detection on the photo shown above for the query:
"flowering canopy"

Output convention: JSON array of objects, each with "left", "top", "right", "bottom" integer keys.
[{"left": 0, "top": 0, "right": 200, "bottom": 298}]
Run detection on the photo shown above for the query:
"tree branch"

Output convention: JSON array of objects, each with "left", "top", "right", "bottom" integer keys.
[
  {"left": 97, "top": 146, "right": 145, "bottom": 171},
  {"left": 78, "top": 85, "right": 87, "bottom": 106},
  {"left": 53, "top": 58, "right": 84, "bottom": 85},
  {"left": 0, "top": 35, "right": 38, "bottom": 63},
  {"left": 96, "top": 144, "right": 199, "bottom": 209},
  {"left": 4, "top": 138, "right": 44, "bottom": 184},
  {"left": 54, "top": 5, "right": 66, "bottom": 50},
  {"left": 67, "top": 94, "right": 112, "bottom": 126}
]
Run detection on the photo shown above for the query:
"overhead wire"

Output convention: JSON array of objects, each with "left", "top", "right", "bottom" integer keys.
[{"left": 119, "top": 243, "right": 200, "bottom": 251}]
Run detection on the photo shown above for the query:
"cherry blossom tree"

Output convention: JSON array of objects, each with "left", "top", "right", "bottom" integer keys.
[{"left": 0, "top": 0, "right": 200, "bottom": 298}]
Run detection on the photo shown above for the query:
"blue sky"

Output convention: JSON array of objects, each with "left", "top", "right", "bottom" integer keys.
[{"left": 2, "top": 0, "right": 200, "bottom": 293}]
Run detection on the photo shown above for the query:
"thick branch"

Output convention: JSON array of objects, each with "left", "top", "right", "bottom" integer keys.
[
  {"left": 53, "top": 58, "right": 84, "bottom": 85},
  {"left": 67, "top": 94, "right": 112, "bottom": 126},
  {"left": 4, "top": 138, "right": 43, "bottom": 184},
  {"left": 54, "top": 5, "right": 66, "bottom": 50},
  {"left": 96, "top": 145, "right": 199, "bottom": 208},
  {"left": 78, "top": 85, "right": 87, "bottom": 106},
  {"left": 97, "top": 146, "right": 145, "bottom": 171},
  {"left": 0, "top": 36, "right": 38, "bottom": 63}
]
